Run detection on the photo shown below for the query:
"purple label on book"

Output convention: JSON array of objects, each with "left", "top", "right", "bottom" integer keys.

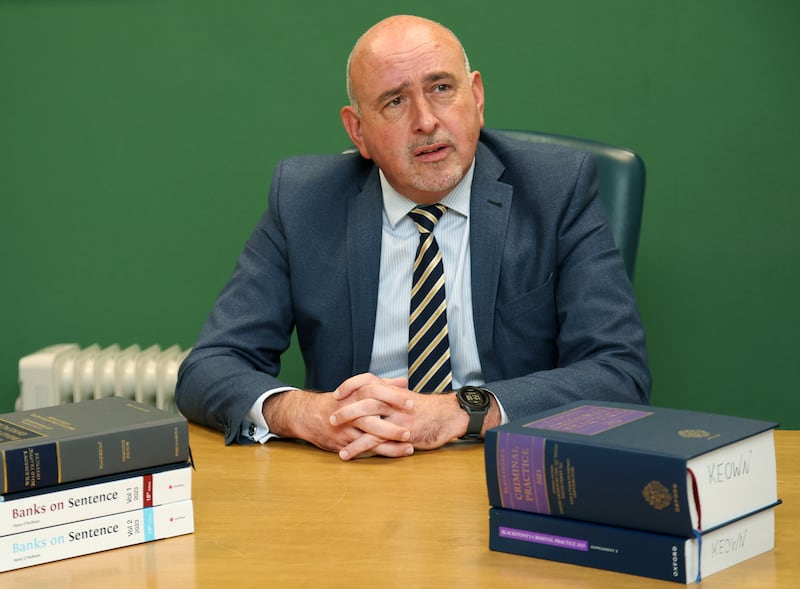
[
  {"left": 523, "top": 405, "right": 653, "bottom": 435},
  {"left": 496, "top": 433, "right": 550, "bottom": 513},
  {"left": 499, "top": 526, "right": 589, "bottom": 552}
]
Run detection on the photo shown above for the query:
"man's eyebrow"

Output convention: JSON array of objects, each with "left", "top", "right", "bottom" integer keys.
[
  {"left": 424, "top": 71, "right": 456, "bottom": 85},
  {"left": 375, "top": 82, "right": 410, "bottom": 107},
  {"left": 373, "top": 72, "right": 457, "bottom": 107}
]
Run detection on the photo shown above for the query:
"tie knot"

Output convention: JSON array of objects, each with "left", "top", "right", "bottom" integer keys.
[{"left": 408, "top": 204, "right": 446, "bottom": 235}]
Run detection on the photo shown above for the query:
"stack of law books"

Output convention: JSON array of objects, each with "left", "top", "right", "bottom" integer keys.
[
  {"left": 1, "top": 397, "right": 194, "bottom": 572},
  {"left": 483, "top": 401, "right": 780, "bottom": 584}
]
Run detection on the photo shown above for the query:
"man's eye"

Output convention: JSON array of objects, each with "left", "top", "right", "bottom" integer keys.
[
  {"left": 388, "top": 97, "right": 403, "bottom": 107},
  {"left": 434, "top": 84, "right": 451, "bottom": 92}
]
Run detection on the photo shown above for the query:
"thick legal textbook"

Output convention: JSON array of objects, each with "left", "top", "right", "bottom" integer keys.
[
  {"left": 0, "top": 397, "right": 190, "bottom": 494},
  {"left": 489, "top": 504, "right": 777, "bottom": 584},
  {"left": 0, "top": 499, "right": 194, "bottom": 572},
  {"left": 1, "top": 462, "right": 192, "bottom": 535},
  {"left": 489, "top": 507, "right": 775, "bottom": 583},
  {"left": 484, "top": 401, "right": 778, "bottom": 536}
]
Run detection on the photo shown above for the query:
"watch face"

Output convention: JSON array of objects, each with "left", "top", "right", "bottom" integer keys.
[{"left": 462, "top": 388, "right": 489, "bottom": 407}]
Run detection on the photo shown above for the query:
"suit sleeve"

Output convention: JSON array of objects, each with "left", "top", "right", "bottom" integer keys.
[
  {"left": 484, "top": 152, "right": 651, "bottom": 420},
  {"left": 175, "top": 160, "right": 295, "bottom": 444}
]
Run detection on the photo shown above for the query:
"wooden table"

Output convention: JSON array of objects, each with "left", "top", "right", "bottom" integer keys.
[{"left": 3, "top": 427, "right": 798, "bottom": 587}]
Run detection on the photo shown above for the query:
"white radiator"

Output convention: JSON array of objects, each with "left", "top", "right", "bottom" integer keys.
[{"left": 17, "top": 343, "right": 190, "bottom": 414}]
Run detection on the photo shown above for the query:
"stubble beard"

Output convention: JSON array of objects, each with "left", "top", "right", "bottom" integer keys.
[
  {"left": 408, "top": 160, "right": 465, "bottom": 195},
  {"left": 406, "top": 135, "right": 465, "bottom": 195}
]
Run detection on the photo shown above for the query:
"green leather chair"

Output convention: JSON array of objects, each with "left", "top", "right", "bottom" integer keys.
[{"left": 497, "top": 129, "right": 645, "bottom": 281}]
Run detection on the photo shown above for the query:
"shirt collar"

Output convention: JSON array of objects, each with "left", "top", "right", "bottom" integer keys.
[{"left": 380, "top": 159, "right": 475, "bottom": 228}]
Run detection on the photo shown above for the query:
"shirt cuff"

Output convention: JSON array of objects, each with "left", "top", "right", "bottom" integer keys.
[
  {"left": 493, "top": 394, "right": 510, "bottom": 425},
  {"left": 243, "top": 387, "right": 298, "bottom": 443}
]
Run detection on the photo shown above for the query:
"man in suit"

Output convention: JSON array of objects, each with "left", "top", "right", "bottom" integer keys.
[{"left": 175, "top": 15, "right": 650, "bottom": 460}]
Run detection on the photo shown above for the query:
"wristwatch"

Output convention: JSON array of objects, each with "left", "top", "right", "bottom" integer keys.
[{"left": 455, "top": 386, "right": 491, "bottom": 440}]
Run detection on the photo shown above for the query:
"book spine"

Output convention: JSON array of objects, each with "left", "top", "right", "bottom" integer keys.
[
  {"left": 489, "top": 506, "right": 776, "bottom": 584},
  {"left": 484, "top": 430, "right": 692, "bottom": 535},
  {"left": 0, "top": 499, "right": 194, "bottom": 572},
  {"left": 1, "top": 465, "right": 192, "bottom": 535},
  {"left": 2, "top": 418, "right": 189, "bottom": 494},
  {"left": 489, "top": 507, "right": 693, "bottom": 583}
]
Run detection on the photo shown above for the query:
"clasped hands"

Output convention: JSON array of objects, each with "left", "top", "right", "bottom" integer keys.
[{"left": 264, "top": 373, "right": 468, "bottom": 461}]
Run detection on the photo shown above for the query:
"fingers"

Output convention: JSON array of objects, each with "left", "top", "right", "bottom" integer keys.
[
  {"left": 333, "top": 416, "right": 413, "bottom": 461},
  {"left": 330, "top": 395, "right": 410, "bottom": 425},
  {"left": 326, "top": 373, "right": 417, "bottom": 461},
  {"left": 329, "top": 374, "right": 415, "bottom": 443},
  {"left": 338, "top": 432, "right": 414, "bottom": 461},
  {"left": 334, "top": 373, "right": 409, "bottom": 401},
  {"left": 355, "top": 414, "right": 410, "bottom": 442},
  {"left": 330, "top": 386, "right": 414, "bottom": 429},
  {"left": 331, "top": 407, "right": 410, "bottom": 442}
]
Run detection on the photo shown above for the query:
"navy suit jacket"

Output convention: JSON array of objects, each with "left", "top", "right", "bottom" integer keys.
[{"left": 176, "top": 129, "right": 651, "bottom": 444}]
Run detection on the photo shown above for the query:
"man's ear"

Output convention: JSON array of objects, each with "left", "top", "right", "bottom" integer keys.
[
  {"left": 340, "top": 105, "right": 372, "bottom": 159},
  {"left": 470, "top": 70, "right": 486, "bottom": 128}
]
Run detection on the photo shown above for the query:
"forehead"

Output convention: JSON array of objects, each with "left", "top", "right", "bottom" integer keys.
[{"left": 353, "top": 26, "right": 465, "bottom": 97}]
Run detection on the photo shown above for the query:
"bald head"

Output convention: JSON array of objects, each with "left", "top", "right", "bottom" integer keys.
[
  {"left": 346, "top": 15, "right": 471, "bottom": 112},
  {"left": 339, "top": 15, "right": 484, "bottom": 203}
]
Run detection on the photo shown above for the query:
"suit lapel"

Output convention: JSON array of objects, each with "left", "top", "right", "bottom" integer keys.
[
  {"left": 469, "top": 142, "right": 512, "bottom": 381},
  {"left": 346, "top": 168, "right": 383, "bottom": 375}
]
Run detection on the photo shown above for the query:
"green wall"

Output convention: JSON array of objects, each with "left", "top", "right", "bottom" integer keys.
[{"left": 2, "top": 1, "right": 798, "bottom": 427}]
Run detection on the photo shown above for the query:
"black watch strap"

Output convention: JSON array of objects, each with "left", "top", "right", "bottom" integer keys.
[{"left": 456, "top": 386, "right": 491, "bottom": 440}]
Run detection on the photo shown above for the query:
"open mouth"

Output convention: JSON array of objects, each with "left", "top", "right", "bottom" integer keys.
[{"left": 414, "top": 144, "right": 450, "bottom": 159}]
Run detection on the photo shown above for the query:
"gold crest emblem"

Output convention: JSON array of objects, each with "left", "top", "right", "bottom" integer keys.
[
  {"left": 678, "top": 429, "right": 710, "bottom": 439},
  {"left": 642, "top": 481, "right": 673, "bottom": 510}
]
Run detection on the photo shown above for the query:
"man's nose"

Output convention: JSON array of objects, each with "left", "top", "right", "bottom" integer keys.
[{"left": 411, "top": 98, "right": 439, "bottom": 135}]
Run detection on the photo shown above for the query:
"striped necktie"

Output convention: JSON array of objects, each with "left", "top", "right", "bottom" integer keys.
[{"left": 407, "top": 204, "right": 453, "bottom": 393}]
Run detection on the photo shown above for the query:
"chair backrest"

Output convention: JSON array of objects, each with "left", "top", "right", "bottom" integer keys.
[{"left": 497, "top": 129, "right": 645, "bottom": 281}]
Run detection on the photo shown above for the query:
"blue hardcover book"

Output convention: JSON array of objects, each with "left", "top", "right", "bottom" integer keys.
[
  {"left": 489, "top": 504, "right": 777, "bottom": 584},
  {"left": 484, "top": 401, "right": 778, "bottom": 536}
]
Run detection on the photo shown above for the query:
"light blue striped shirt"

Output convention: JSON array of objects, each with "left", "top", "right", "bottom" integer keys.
[{"left": 370, "top": 164, "right": 483, "bottom": 388}]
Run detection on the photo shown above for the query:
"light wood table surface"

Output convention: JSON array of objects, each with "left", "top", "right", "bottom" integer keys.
[{"left": 4, "top": 426, "right": 798, "bottom": 588}]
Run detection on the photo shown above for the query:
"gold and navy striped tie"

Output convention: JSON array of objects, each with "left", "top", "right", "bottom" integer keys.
[{"left": 407, "top": 204, "right": 452, "bottom": 393}]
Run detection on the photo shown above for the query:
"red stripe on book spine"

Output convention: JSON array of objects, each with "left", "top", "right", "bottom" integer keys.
[{"left": 143, "top": 474, "right": 153, "bottom": 507}]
